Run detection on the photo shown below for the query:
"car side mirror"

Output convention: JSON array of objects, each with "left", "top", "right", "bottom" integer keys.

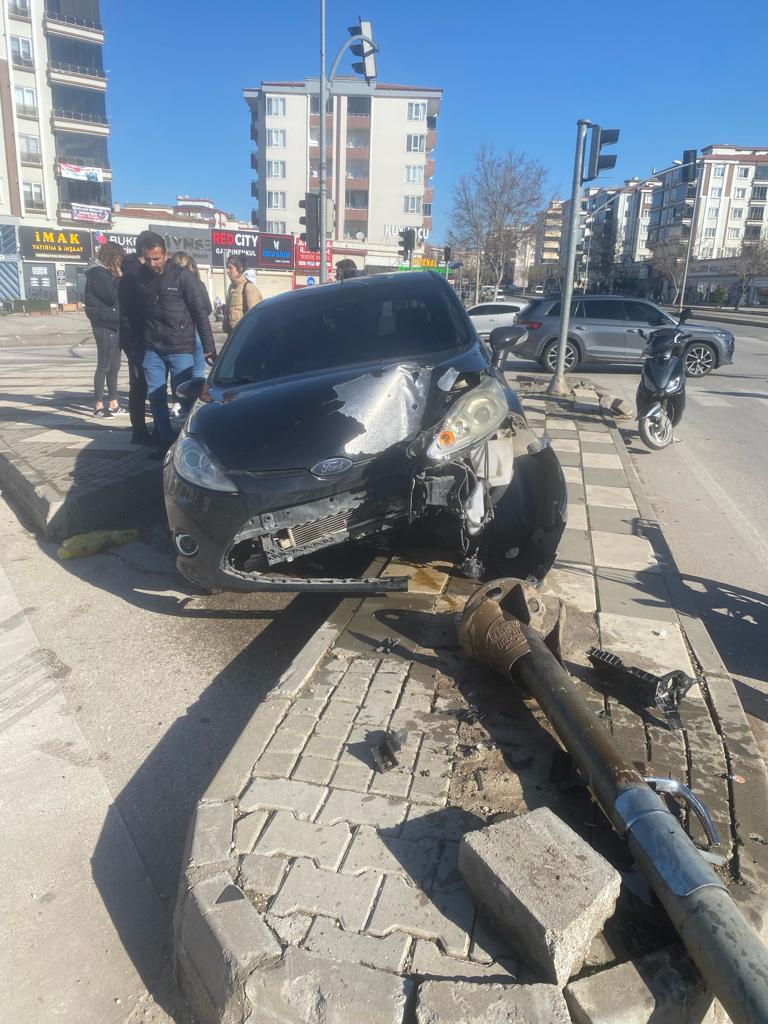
[
  {"left": 176, "top": 377, "right": 206, "bottom": 403},
  {"left": 678, "top": 306, "right": 693, "bottom": 324},
  {"left": 489, "top": 325, "right": 528, "bottom": 368}
]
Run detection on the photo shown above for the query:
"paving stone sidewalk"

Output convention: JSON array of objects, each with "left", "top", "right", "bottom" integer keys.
[{"left": 173, "top": 386, "right": 768, "bottom": 1024}]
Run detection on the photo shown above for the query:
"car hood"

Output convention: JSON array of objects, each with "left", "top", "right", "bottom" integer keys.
[
  {"left": 189, "top": 349, "right": 489, "bottom": 473},
  {"left": 684, "top": 320, "right": 732, "bottom": 336}
]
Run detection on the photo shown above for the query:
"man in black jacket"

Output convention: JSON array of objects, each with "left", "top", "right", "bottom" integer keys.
[
  {"left": 120, "top": 231, "right": 216, "bottom": 448},
  {"left": 118, "top": 229, "right": 155, "bottom": 444}
]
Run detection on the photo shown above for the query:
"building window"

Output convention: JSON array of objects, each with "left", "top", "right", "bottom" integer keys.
[
  {"left": 404, "top": 164, "right": 424, "bottom": 184},
  {"left": 19, "top": 133, "right": 41, "bottom": 164},
  {"left": 734, "top": 188, "right": 747, "bottom": 199},
  {"left": 748, "top": 206, "right": 764, "bottom": 220},
  {"left": 266, "top": 129, "right": 286, "bottom": 147},
  {"left": 267, "top": 191, "right": 285, "bottom": 209},
  {"left": 707, "top": 206, "right": 718, "bottom": 218},
  {"left": 266, "top": 96, "right": 286, "bottom": 116},
  {"left": 423, "top": 202, "right": 432, "bottom": 216},
  {"left": 347, "top": 96, "right": 370, "bottom": 116},
  {"left": 713, "top": 165, "right": 726, "bottom": 178},
  {"left": 14, "top": 84, "right": 36, "bottom": 117},
  {"left": 11, "top": 34, "right": 33, "bottom": 67},
  {"left": 704, "top": 227, "right": 716, "bottom": 238},
  {"left": 9, "top": 0, "right": 31, "bottom": 15},
  {"left": 310, "top": 94, "right": 333, "bottom": 114},
  {"left": 347, "top": 131, "right": 369, "bottom": 149},
  {"left": 407, "top": 101, "right": 427, "bottom": 121},
  {"left": 731, "top": 208, "right": 744, "bottom": 219},
  {"left": 745, "top": 225, "right": 762, "bottom": 239},
  {"left": 406, "top": 134, "right": 426, "bottom": 153},
  {"left": 727, "top": 227, "right": 740, "bottom": 239},
  {"left": 752, "top": 186, "right": 768, "bottom": 201},
  {"left": 346, "top": 161, "right": 367, "bottom": 180},
  {"left": 266, "top": 160, "right": 286, "bottom": 178},
  {"left": 710, "top": 187, "right": 722, "bottom": 198},
  {"left": 23, "top": 180, "right": 44, "bottom": 211},
  {"left": 266, "top": 220, "right": 286, "bottom": 234},
  {"left": 737, "top": 167, "right": 750, "bottom": 179},
  {"left": 309, "top": 126, "right": 320, "bottom": 145},
  {"left": 755, "top": 166, "right": 768, "bottom": 181},
  {"left": 345, "top": 189, "right": 368, "bottom": 209},
  {"left": 403, "top": 195, "right": 423, "bottom": 214}
]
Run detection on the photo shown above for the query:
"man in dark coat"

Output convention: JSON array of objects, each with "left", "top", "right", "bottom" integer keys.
[
  {"left": 118, "top": 229, "right": 155, "bottom": 444},
  {"left": 120, "top": 231, "right": 216, "bottom": 448}
]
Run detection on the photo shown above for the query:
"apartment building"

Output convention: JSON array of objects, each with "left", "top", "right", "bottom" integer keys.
[
  {"left": 0, "top": 0, "right": 111, "bottom": 301},
  {"left": 243, "top": 77, "right": 442, "bottom": 270},
  {"left": 580, "top": 179, "right": 659, "bottom": 288},
  {"left": 531, "top": 198, "right": 564, "bottom": 273},
  {"left": 648, "top": 145, "right": 768, "bottom": 260}
]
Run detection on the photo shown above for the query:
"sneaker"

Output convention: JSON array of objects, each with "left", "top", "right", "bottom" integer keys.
[
  {"left": 93, "top": 407, "right": 106, "bottom": 418},
  {"left": 170, "top": 402, "right": 183, "bottom": 417},
  {"left": 107, "top": 405, "right": 127, "bottom": 417}
]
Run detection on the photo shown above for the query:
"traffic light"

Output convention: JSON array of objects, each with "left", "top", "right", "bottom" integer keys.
[
  {"left": 583, "top": 125, "right": 620, "bottom": 183},
  {"left": 348, "top": 18, "right": 377, "bottom": 85},
  {"left": 398, "top": 228, "right": 416, "bottom": 263},
  {"left": 443, "top": 245, "right": 452, "bottom": 263},
  {"left": 299, "top": 192, "right": 320, "bottom": 250}
]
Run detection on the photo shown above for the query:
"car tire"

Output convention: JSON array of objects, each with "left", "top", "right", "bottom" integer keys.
[
  {"left": 541, "top": 338, "right": 580, "bottom": 373},
  {"left": 684, "top": 342, "right": 716, "bottom": 377}
]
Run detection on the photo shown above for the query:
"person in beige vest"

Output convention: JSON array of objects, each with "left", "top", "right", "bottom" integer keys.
[{"left": 224, "top": 256, "right": 262, "bottom": 335}]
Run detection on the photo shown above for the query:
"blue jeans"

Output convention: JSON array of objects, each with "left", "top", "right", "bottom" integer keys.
[
  {"left": 192, "top": 335, "right": 206, "bottom": 379},
  {"left": 143, "top": 349, "right": 194, "bottom": 443}
]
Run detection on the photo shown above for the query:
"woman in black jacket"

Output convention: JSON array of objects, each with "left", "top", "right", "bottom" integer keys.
[{"left": 84, "top": 241, "right": 126, "bottom": 417}]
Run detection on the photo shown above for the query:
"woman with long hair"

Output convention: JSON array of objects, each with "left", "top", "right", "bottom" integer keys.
[
  {"left": 224, "top": 255, "right": 262, "bottom": 336},
  {"left": 84, "top": 241, "right": 126, "bottom": 417}
]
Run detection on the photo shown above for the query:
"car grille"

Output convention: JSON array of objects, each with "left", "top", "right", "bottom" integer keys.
[{"left": 288, "top": 498, "right": 407, "bottom": 548}]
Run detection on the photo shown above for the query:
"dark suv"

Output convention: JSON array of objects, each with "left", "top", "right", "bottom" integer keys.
[{"left": 515, "top": 295, "right": 734, "bottom": 377}]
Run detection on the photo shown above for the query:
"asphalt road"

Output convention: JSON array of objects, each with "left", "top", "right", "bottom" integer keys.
[{"left": 508, "top": 323, "right": 768, "bottom": 760}]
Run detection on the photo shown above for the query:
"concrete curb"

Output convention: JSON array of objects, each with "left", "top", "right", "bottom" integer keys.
[{"left": 609, "top": 419, "right": 768, "bottom": 929}]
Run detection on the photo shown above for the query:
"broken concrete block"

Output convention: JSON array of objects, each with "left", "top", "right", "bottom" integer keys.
[
  {"left": 458, "top": 806, "right": 621, "bottom": 985},
  {"left": 565, "top": 946, "right": 713, "bottom": 1024},
  {"left": 416, "top": 979, "right": 571, "bottom": 1024}
]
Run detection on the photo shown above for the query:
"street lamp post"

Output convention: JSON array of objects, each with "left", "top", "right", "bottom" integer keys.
[{"left": 678, "top": 165, "right": 702, "bottom": 310}]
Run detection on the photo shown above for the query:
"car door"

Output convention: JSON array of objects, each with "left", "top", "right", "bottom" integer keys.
[
  {"left": 467, "top": 304, "right": 495, "bottom": 337},
  {"left": 491, "top": 303, "right": 522, "bottom": 330},
  {"left": 578, "top": 298, "right": 630, "bottom": 361},
  {"left": 622, "top": 300, "right": 674, "bottom": 360}
]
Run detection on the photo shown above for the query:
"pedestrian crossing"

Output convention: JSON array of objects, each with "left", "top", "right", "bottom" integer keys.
[{"left": 685, "top": 387, "right": 768, "bottom": 411}]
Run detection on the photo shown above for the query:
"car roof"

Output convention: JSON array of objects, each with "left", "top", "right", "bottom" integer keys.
[
  {"left": 255, "top": 270, "right": 452, "bottom": 312},
  {"left": 537, "top": 293, "right": 659, "bottom": 302},
  {"left": 468, "top": 301, "right": 520, "bottom": 310}
]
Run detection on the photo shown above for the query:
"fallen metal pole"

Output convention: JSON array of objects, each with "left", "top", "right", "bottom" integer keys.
[{"left": 460, "top": 580, "right": 768, "bottom": 1024}]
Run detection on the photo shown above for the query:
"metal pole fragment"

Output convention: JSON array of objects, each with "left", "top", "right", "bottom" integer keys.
[
  {"left": 679, "top": 158, "right": 702, "bottom": 311},
  {"left": 459, "top": 581, "right": 768, "bottom": 1024},
  {"left": 548, "top": 119, "right": 590, "bottom": 396}
]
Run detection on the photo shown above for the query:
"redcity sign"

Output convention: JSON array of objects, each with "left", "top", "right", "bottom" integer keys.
[{"left": 210, "top": 230, "right": 294, "bottom": 269}]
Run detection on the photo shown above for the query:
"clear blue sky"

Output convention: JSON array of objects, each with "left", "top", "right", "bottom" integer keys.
[{"left": 104, "top": 0, "right": 768, "bottom": 242}]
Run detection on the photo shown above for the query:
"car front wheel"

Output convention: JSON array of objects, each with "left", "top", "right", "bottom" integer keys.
[
  {"left": 684, "top": 342, "right": 716, "bottom": 377},
  {"left": 541, "top": 339, "right": 580, "bottom": 373}
]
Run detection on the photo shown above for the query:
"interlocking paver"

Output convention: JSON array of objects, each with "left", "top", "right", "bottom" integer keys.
[
  {"left": 341, "top": 825, "right": 439, "bottom": 884},
  {"left": 254, "top": 749, "right": 301, "bottom": 778},
  {"left": 239, "top": 853, "right": 288, "bottom": 896},
  {"left": 369, "top": 768, "right": 413, "bottom": 798},
  {"left": 302, "top": 733, "right": 348, "bottom": 760},
  {"left": 290, "top": 754, "right": 336, "bottom": 785},
  {"left": 367, "top": 875, "right": 474, "bottom": 957},
  {"left": 188, "top": 801, "right": 234, "bottom": 867},
  {"left": 233, "top": 811, "right": 270, "bottom": 854},
  {"left": 331, "top": 762, "right": 374, "bottom": 792},
  {"left": 318, "top": 789, "right": 408, "bottom": 829},
  {"left": 239, "top": 777, "right": 327, "bottom": 820},
  {"left": 255, "top": 810, "right": 351, "bottom": 869},
  {"left": 270, "top": 858, "right": 379, "bottom": 930},
  {"left": 304, "top": 917, "right": 410, "bottom": 973},
  {"left": 410, "top": 940, "right": 518, "bottom": 981}
]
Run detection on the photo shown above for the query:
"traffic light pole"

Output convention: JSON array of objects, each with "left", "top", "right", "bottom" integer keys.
[
  {"left": 319, "top": 0, "right": 328, "bottom": 284},
  {"left": 548, "top": 119, "right": 590, "bottom": 397}
]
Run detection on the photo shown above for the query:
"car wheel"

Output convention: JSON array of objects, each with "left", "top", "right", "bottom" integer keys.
[
  {"left": 684, "top": 342, "right": 716, "bottom": 377},
  {"left": 542, "top": 339, "right": 580, "bottom": 373}
]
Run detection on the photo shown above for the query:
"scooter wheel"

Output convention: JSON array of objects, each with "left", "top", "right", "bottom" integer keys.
[{"left": 639, "top": 410, "right": 673, "bottom": 450}]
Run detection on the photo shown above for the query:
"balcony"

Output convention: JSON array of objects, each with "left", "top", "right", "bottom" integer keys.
[
  {"left": 345, "top": 146, "right": 369, "bottom": 161},
  {"left": 250, "top": 124, "right": 258, "bottom": 143},
  {"left": 44, "top": 9, "right": 104, "bottom": 42},
  {"left": 9, "top": 1, "right": 31, "bottom": 19},
  {"left": 344, "top": 207, "right": 368, "bottom": 221},
  {"left": 426, "top": 130, "right": 437, "bottom": 151},
  {"left": 424, "top": 187, "right": 434, "bottom": 204},
  {"left": 48, "top": 59, "right": 107, "bottom": 90},
  {"left": 425, "top": 159, "right": 436, "bottom": 179},
  {"left": 12, "top": 54, "right": 34, "bottom": 70},
  {"left": 250, "top": 182, "right": 259, "bottom": 197},
  {"left": 345, "top": 176, "right": 369, "bottom": 189},
  {"left": 250, "top": 152, "right": 259, "bottom": 170},
  {"left": 15, "top": 104, "right": 38, "bottom": 120},
  {"left": 251, "top": 211, "right": 259, "bottom": 226},
  {"left": 347, "top": 113, "right": 370, "bottom": 128},
  {"left": 51, "top": 108, "right": 109, "bottom": 135}
]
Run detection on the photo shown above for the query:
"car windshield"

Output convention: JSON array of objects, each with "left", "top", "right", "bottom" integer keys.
[{"left": 213, "top": 275, "right": 472, "bottom": 384}]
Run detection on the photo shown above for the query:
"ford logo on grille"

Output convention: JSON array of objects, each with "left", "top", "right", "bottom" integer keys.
[{"left": 311, "top": 457, "right": 353, "bottom": 478}]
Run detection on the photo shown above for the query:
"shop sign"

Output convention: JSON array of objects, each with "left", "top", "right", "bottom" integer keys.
[
  {"left": 93, "top": 231, "right": 137, "bottom": 254},
  {"left": 19, "top": 226, "right": 93, "bottom": 262},
  {"left": 295, "top": 238, "right": 333, "bottom": 270},
  {"left": 257, "top": 233, "right": 294, "bottom": 269},
  {"left": 211, "top": 228, "right": 260, "bottom": 268},
  {"left": 71, "top": 203, "right": 111, "bottom": 224},
  {"left": 150, "top": 224, "right": 212, "bottom": 262}
]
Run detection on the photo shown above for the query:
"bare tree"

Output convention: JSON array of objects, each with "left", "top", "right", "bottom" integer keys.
[
  {"left": 730, "top": 237, "right": 768, "bottom": 310},
  {"left": 449, "top": 144, "right": 547, "bottom": 304},
  {"left": 650, "top": 240, "right": 686, "bottom": 303}
]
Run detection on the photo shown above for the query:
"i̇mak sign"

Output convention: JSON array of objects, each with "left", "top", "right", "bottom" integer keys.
[{"left": 19, "top": 226, "right": 92, "bottom": 262}]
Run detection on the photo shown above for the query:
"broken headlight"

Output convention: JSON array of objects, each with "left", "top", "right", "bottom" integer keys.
[
  {"left": 172, "top": 435, "right": 238, "bottom": 493},
  {"left": 427, "top": 377, "right": 508, "bottom": 461}
]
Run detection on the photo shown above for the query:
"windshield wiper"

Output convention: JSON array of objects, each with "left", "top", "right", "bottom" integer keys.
[{"left": 213, "top": 375, "right": 261, "bottom": 387}]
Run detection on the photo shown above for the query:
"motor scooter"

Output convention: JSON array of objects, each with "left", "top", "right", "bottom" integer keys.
[{"left": 636, "top": 310, "right": 692, "bottom": 450}]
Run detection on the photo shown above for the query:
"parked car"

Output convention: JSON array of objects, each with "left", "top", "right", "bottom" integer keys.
[
  {"left": 467, "top": 301, "right": 525, "bottom": 339},
  {"left": 164, "top": 272, "right": 566, "bottom": 594},
  {"left": 513, "top": 295, "right": 734, "bottom": 377},
  {"left": 532, "top": 285, "right": 545, "bottom": 295}
]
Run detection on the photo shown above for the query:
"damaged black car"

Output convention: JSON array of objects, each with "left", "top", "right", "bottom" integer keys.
[{"left": 163, "top": 271, "right": 566, "bottom": 593}]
